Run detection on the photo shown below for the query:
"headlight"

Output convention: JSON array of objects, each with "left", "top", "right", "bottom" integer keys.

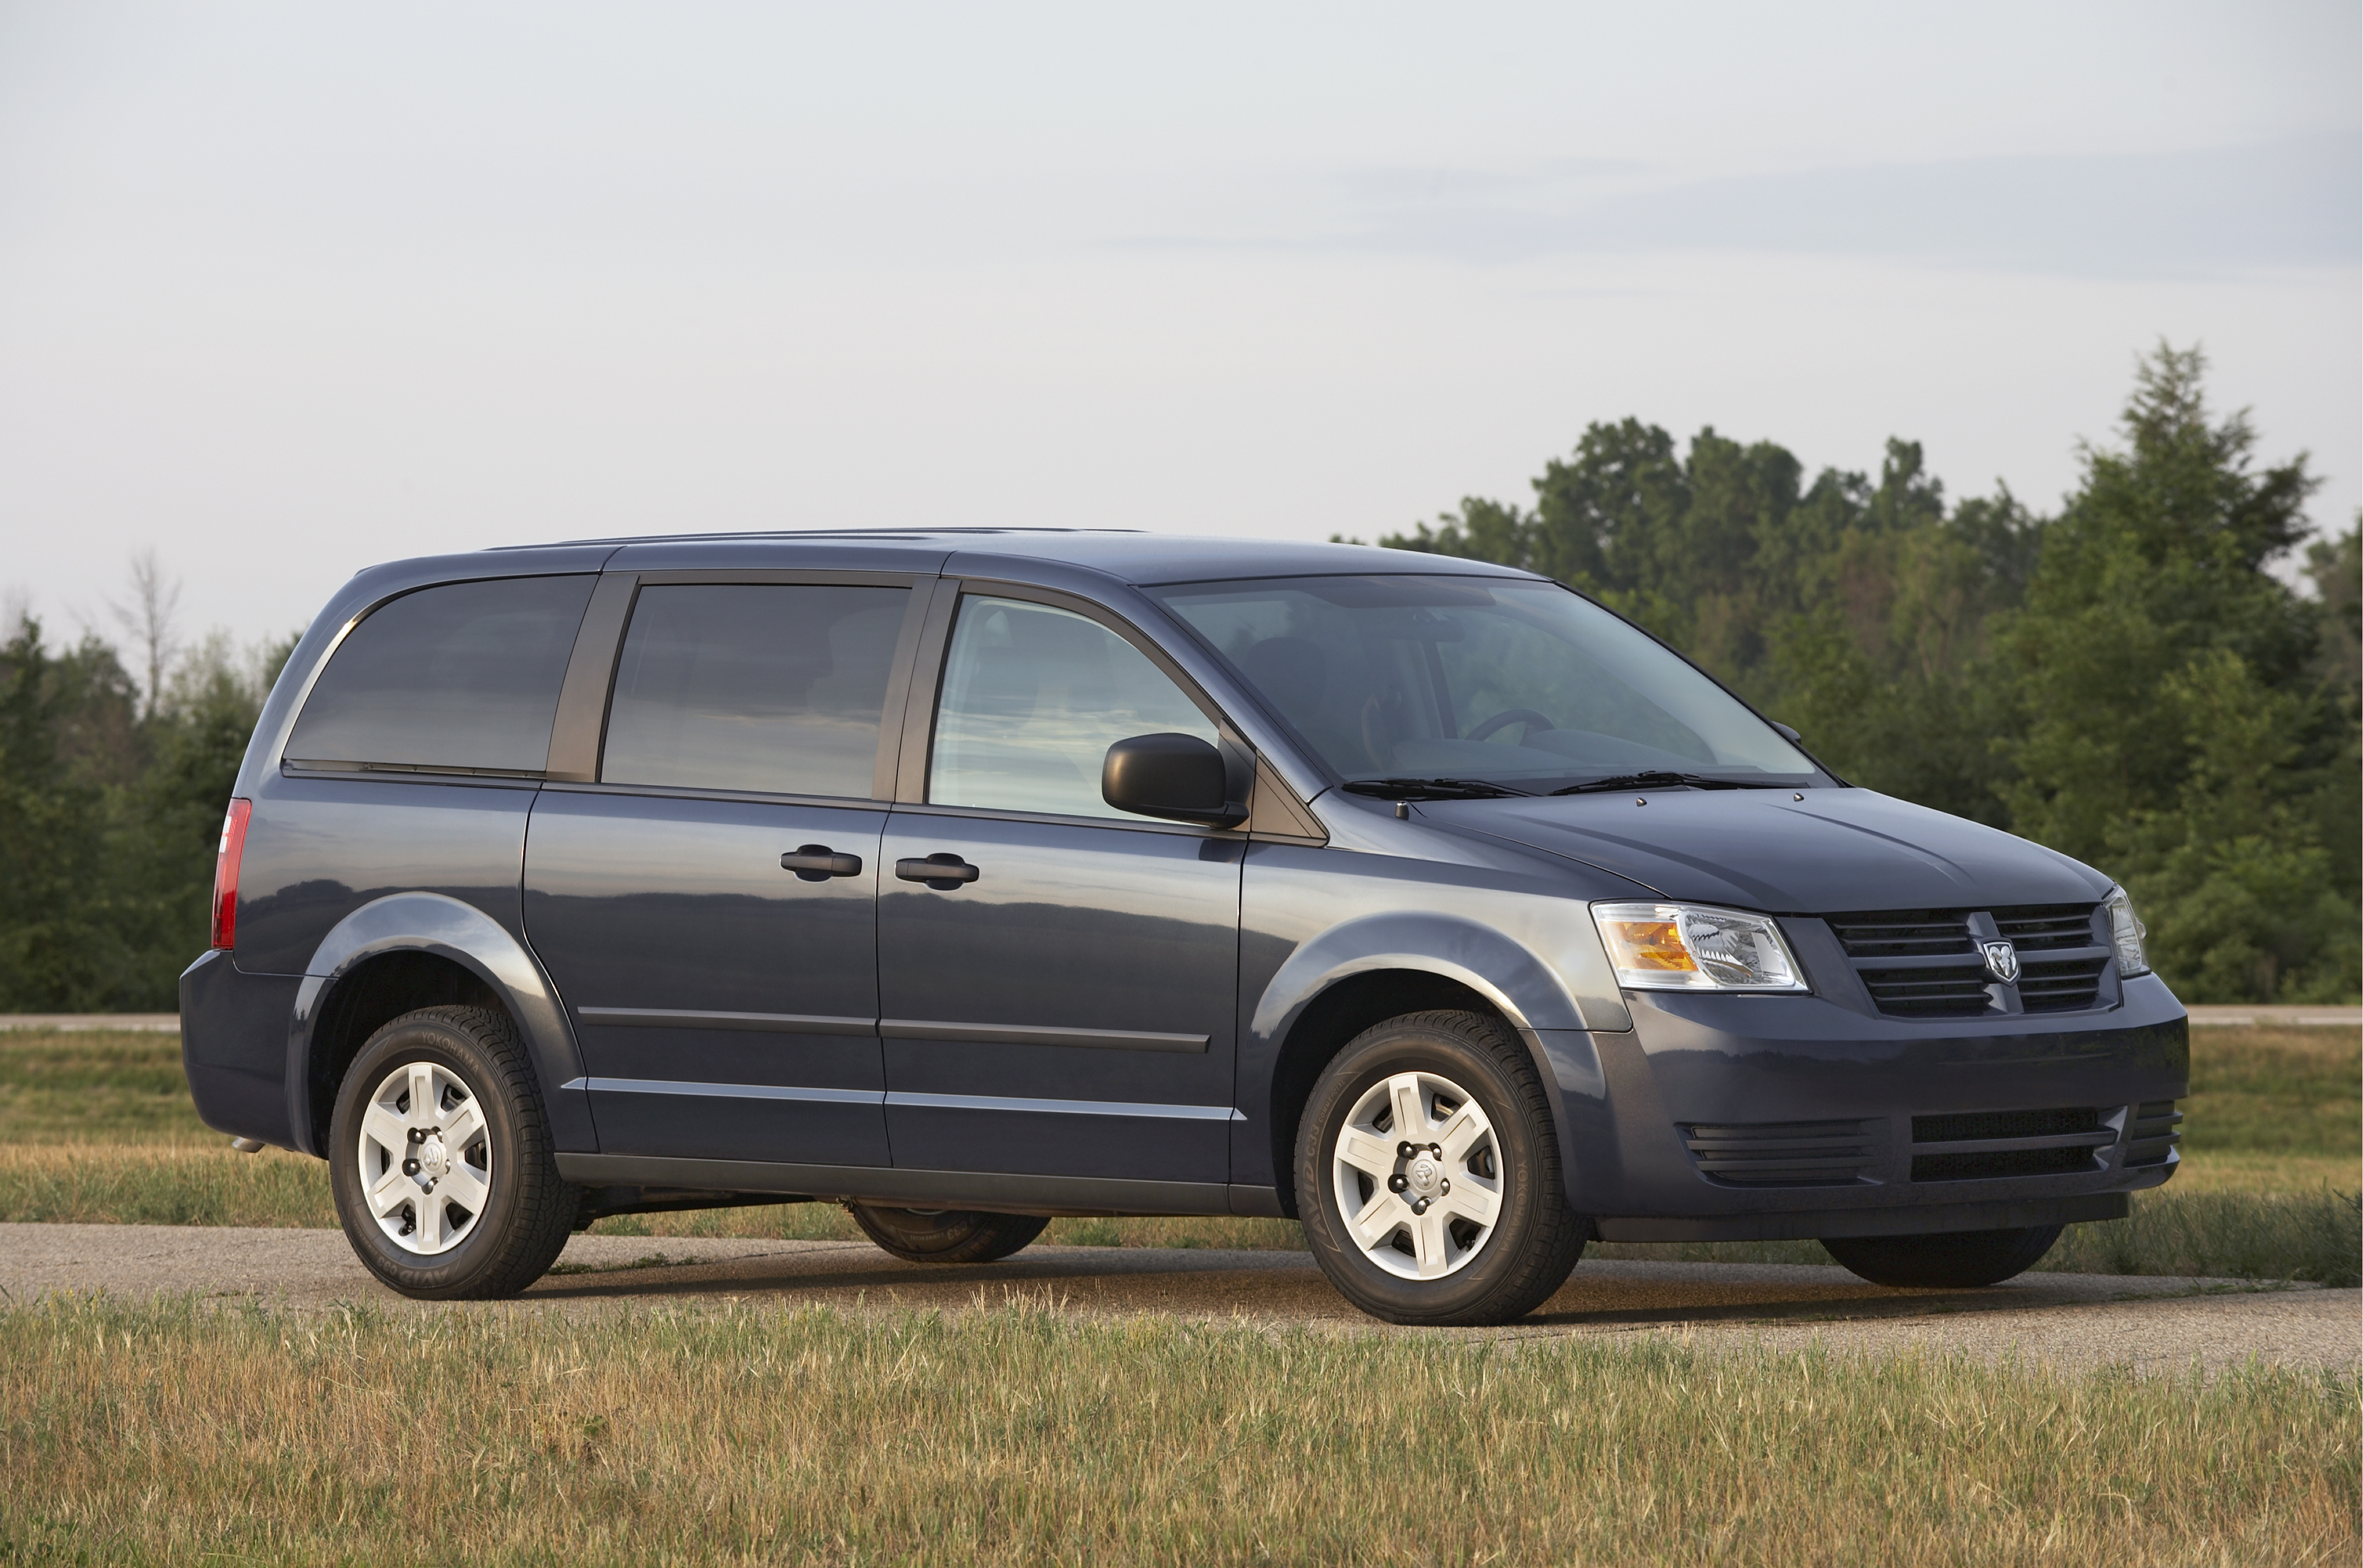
[
  {"left": 1590, "top": 902, "right": 1808, "bottom": 992},
  {"left": 2103, "top": 885, "right": 2150, "bottom": 977}
]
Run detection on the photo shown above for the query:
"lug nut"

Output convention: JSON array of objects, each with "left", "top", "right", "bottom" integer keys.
[
  {"left": 401, "top": 1158, "right": 419, "bottom": 1176},
  {"left": 1398, "top": 1141, "right": 1415, "bottom": 1158},
  {"left": 1441, "top": 1179, "right": 1450, "bottom": 1195},
  {"left": 407, "top": 1128, "right": 425, "bottom": 1144},
  {"left": 1388, "top": 1173, "right": 1408, "bottom": 1192},
  {"left": 1410, "top": 1197, "right": 1430, "bottom": 1215},
  {"left": 1429, "top": 1143, "right": 1442, "bottom": 1156}
]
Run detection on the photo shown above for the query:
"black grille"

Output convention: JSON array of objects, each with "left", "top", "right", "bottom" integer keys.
[
  {"left": 2124, "top": 1099, "right": 2183, "bottom": 1168},
  {"left": 1912, "top": 1146, "right": 2101, "bottom": 1182},
  {"left": 1827, "top": 903, "right": 2108, "bottom": 1018},
  {"left": 1993, "top": 906, "right": 2100, "bottom": 952},
  {"left": 1857, "top": 965, "right": 1993, "bottom": 1018},
  {"left": 1914, "top": 1107, "right": 2104, "bottom": 1142},
  {"left": 2017, "top": 955, "right": 2109, "bottom": 1013},
  {"left": 1824, "top": 912, "right": 1974, "bottom": 958},
  {"left": 1680, "top": 1120, "right": 1878, "bottom": 1187}
]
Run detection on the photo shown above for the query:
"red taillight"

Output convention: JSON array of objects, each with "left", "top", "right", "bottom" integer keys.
[{"left": 211, "top": 799, "right": 252, "bottom": 951}]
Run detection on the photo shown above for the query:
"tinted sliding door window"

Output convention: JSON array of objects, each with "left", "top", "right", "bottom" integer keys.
[
  {"left": 285, "top": 575, "right": 597, "bottom": 776},
  {"left": 601, "top": 584, "right": 908, "bottom": 796},
  {"left": 928, "top": 596, "right": 1218, "bottom": 819}
]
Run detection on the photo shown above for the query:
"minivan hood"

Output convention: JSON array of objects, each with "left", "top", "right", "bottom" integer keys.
[{"left": 1439, "top": 787, "right": 2109, "bottom": 914}]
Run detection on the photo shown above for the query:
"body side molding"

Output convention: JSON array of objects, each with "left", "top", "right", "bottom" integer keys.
[
  {"left": 580, "top": 1006, "right": 876, "bottom": 1036},
  {"left": 878, "top": 1019, "right": 1211, "bottom": 1053}
]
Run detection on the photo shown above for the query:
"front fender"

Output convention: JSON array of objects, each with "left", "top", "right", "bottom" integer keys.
[
  {"left": 287, "top": 891, "right": 593, "bottom": 1155},
  {"left": 1251, "top": 910, "right": 1590, "bottom": 1046},
  {"left": 1248, "top": 911, "right": 1619, "bottom": 1212}
]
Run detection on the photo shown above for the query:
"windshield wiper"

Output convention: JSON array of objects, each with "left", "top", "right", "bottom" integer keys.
[
  {"left": 1550, "top": 771, "right": 1790, "bottom": 795},
  {"left": 1341, "top": 777, "right": 1533, "bottom": 801}
]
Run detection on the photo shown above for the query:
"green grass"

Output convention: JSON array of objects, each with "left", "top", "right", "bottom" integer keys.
[
  {"left": 4, "top": 1025, "right": 2354, "bottom": 1283},
  {"left": 0, "top": 1027, "right": 206, "bottom": 1144},
  {"left": 2183, "top": 1024, "right": 2361, "bottom": 1158},
  {"left": 0, "top": 1295, "right": 2353, "bottom": 1566}
]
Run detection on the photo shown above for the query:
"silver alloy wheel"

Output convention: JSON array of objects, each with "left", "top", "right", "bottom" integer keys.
[
  {"left": 354, "top": 1059, "right": 493, "bottom": 1256},
  {"left": 1330, "top": 1069, "right": 1504, "bottom": 1280}
]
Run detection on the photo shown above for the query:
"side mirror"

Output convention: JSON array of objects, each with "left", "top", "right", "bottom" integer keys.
[{"left": 1102, "top": 733, "right": 1247, "bottom": 828}]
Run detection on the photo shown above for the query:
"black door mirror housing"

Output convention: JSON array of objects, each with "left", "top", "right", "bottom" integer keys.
[{"left": 1102, "top": 733, "right": 1247, "bottom": 828}]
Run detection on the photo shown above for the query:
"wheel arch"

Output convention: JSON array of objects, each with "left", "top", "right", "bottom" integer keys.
[
  {"left": 288, "top": 892, "right": 591, "bottom": 1158},
  {"left": 1249, "top": 913, "right": 1594, "bottom": 1219}
]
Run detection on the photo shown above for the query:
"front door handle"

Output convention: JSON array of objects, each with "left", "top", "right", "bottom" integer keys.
[
  {"left": 781, "top": 845, "right": 864, "bottom": 882},
  {"left": 895, "top": 853, "right": 980, "bottom": 890}
]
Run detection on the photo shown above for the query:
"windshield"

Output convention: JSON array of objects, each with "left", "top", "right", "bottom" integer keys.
[{"left": 1148, "top": 574, "right": 1814, "bottom": 790}]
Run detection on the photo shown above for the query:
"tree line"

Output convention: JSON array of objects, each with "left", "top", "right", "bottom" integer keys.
[
  {"left": 0, "top": 565, "right": 295, "bottom": 1011},
  {"left": 0, "top": 347, "right": 2354, "bottom": 1007},
  {"left": 1373, "top": 346, "right": 2359, "bottom": 1003}
]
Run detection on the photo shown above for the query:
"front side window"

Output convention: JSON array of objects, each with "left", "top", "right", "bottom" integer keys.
[
  {"left": 286, "top": 575, "right": 596, "bottom": 775},
  {"left": 601, "top": 584, "right": 908, "bottom": 796},
  {"left": 929, "top": 596, "right": 1218, "bottom": 819},
  {"left": 1149, "top": 575, "right": 1811, "bottom": 789}
]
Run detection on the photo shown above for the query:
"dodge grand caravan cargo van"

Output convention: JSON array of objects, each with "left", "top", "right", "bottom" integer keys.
[{"left": 181, "top": 531, "right": 2185, "bottom": 1325}]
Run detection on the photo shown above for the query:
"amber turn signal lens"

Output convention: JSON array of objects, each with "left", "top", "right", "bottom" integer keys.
[{"left": 1601, "top": 919, "right": 1697, "bottom": 972}]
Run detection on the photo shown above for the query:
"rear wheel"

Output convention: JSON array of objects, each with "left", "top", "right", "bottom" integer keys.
[
  {"left": 328, "top": 1005, "right": 577, "bottom": 1299},
  {"left": 1295, "top": 1010, "right": 1586, "bottom": 1326},
  {"left": 847, "top": 1204, "right": 1048, "bottom": 1263},
  {"left": 1822, "top": 1225, "right": 2064, "bottom": 1288}
]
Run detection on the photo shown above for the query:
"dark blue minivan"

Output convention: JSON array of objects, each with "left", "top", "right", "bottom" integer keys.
[{"left": 180, "top": 531, "right": 2185, "bottom": 1324}]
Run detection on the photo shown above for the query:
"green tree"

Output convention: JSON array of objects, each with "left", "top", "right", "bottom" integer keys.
[
  {"left": 1995, "top": 345, "right": 2322, "bottom": 863},
  {"left": 2105, "top": 651, "right": 2357, "bottom": 1001},
  {"left": 0, "top": 620, "right": 135, "bottom": 1008}
]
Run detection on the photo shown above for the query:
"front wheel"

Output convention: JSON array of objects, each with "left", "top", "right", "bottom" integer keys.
[
  {"left": 328, "top": 1005, "right": 578, "bottom": 1299},
  {"left": 847, "top": 1204, "right": 1048, "bottom": 1263},
  {"left": 1821, "top": 1225, "right": 2064, "bottom": 1288},
  {"left": 1295, "top": 1010, "right": 1586, "bottom": 1326}
]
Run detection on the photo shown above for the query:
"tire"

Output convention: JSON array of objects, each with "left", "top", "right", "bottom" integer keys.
[
  {"left": 848, "top": 1204, "right": 1048, "bottom": 1263},
  {"left": 1821, "top": 1225, "right": 2064, "bottom": 1288},
  {"left": 328, "top": 1005, "right": 577, "bottom": 1300},
  {"left": 1294, "top": 1010, "right": 1587, "bottom": 1326}
]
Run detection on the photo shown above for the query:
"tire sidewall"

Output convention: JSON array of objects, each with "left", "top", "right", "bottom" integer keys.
[
  {"left": 1295, "top": 1020, "right": 1560, "bottom": 1322},
  {"left": 329, "top": 1014, "right": 536, "bottom": 1294}
]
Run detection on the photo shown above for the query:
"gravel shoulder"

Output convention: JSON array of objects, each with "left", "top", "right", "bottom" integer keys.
[{"left": 3, "top": 1222, "right": 2354, "bottom": 1374}]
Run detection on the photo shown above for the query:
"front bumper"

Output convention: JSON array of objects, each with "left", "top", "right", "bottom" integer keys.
[{"left": 1567, "top": 973, "right": 2188, "bottom": 1240}]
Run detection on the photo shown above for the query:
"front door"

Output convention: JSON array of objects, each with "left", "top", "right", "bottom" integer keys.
[
  {"left": 877, "top": 591, "right": 1244, "bottom": 1184},
  {"left": 525, "top": 577, "right": 918, "bottom": 1165}
]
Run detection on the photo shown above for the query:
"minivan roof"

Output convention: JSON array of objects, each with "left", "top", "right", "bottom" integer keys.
[{"left": 497, "top": 528, "right": 1540, "bottom": 588}]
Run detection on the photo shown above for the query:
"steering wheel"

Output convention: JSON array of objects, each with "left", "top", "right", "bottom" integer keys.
[{"left": 1464, "top": 707, "right": 1556, "bottom": 743}]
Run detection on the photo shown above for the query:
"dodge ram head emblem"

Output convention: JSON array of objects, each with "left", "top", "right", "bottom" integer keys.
[{"left": 1980, "top": 940, "right": 2020, "bottom": 983}]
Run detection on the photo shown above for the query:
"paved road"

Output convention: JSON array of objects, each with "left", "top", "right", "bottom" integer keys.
[{"left": 3, "top": 1223, "right": 2353, "bottom": 1374}]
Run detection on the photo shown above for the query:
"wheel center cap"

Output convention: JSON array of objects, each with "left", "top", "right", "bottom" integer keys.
[
  {"left": 417, "top": 1134, "right": 450, "bottom": 1182},
  {"left": 1406, "top": 1154, "right": 1441, "bottom": 1196}
]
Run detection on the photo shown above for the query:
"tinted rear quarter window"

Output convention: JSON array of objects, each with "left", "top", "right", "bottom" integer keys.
[
  {"left": 286, "top": 576, "right": 596, "bottom": 775},
  {"left": 599, "top": 584, "right": 910, "bottom": 797}
]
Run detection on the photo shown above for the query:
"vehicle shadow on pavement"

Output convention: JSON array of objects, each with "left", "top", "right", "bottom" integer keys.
[{"left": 515, "top": 1244, "right": 2106, "bottom": 1328}]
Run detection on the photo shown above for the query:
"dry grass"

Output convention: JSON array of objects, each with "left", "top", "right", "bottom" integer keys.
[{"left": 0, "top": 1295, "right": 2353, "bottom": 1567}]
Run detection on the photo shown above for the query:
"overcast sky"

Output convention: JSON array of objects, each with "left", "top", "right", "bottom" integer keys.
[{"left": 2, "top": 2, "right": 2356, "bottom": 651}]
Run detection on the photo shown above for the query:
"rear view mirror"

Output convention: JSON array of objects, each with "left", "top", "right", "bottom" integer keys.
[{"left": 1102, "top": 733, "right": 1247, "bottom": 828}]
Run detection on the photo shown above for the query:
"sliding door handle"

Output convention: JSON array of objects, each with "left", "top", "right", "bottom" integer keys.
[
  {"left": 895, "top": 853, "right": 980, "bottom": 890},
  {"left": 781, "top": 846, "right": 864, "bottom": 881}
]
